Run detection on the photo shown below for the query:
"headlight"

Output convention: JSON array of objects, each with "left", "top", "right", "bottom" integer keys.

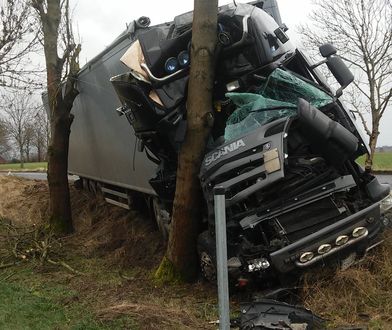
[
  {"left": 352, "top": 227, "right": 367, "bottom": 238},
  {"left": 299, "top": 252, "right": 314, "bottom": 263},
  {"left": 336, "top": 235, "right": 349, "bottom": 246},
  {"left": 380, "top": 194, "right": 392, "bottom": 213},
  {"left": 247, "top": 258, "right": 270, "bottom": 272},
  {"left": 318, "top": 244, "right": 332, "bottom": 254}
]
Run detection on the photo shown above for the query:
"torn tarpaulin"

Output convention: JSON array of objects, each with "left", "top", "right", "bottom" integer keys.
[{"left": 237, "top": 299, "right": 325, "bottom": 330}]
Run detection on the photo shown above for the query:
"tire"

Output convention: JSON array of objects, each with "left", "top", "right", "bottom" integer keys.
[
  {"left": 74, "top": 178, "right": 83, "bottom": 190},
  {"left": 197, "top": 231, "right": 217, "bottom": 283},
  {"left": 152, "top": 198, "right": 170, "bottom": 241}
]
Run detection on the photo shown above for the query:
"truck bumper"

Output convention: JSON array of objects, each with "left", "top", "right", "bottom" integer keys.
[{"left": 270, "top": 202, "right": 383, "bottom": 274}]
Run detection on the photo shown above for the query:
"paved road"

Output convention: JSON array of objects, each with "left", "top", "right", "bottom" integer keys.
[
  {"left": 1, "top": 172, "right": 78, "bottom": 181},
  {"left": 376, "top": 174, "right": 392, "bottom": 186}
]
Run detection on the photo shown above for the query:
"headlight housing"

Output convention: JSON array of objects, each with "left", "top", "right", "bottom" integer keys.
[{"left": 380, "top": 194, "right": 392, "bottom": 213}]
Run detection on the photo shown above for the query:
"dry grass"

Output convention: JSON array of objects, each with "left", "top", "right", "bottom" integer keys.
[
  {"left": 0, "top": 176, "right": 218, "bottom": 329},
  {"left": 303, "top": 228, "right": 392, "bottom": 329},
  {"left": 2, "top": 175, "right": 392, "bottom": 329},
  {"left": 0, "top": 176, "right": 48, "bottom": 226}
]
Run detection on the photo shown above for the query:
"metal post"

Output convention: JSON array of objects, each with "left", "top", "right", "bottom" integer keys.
[{"left": 214, "top": 186, "right": 230, "bottom": 330}]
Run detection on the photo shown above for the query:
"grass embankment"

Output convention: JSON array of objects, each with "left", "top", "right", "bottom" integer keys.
[
  {"left": 1, "top": 176, "right": 392, "bottom": 329},
  {"left": 0, "top": 176, "right": 217, "bottom": 330},
  {"left": 357, "top": 152, "right": 392, "bottom": 172},
  {"left": 303, "top": 231, "right": 392, "bottom": 329},
  {"left": 0, "top": 271, "right": 134, "bottom": 330},
  {"left": 0, "top": 162, "right": 47, "bottom": 172}
]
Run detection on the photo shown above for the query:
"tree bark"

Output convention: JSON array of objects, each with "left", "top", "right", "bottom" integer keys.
[
  {"left": 47, "top": 103, "right": 73, "bottom": 233},
  {"left": 19, "top": 145, "right": 24, "bottom": 169},
  {"left": 365, "top": 125, "right": 380, "bottom": 171},
  {"left": 155, "top": 0, "right": 218, "bottom": 282},
  {"left": 37, "top": 142, "right": 42, "bottom": 162}
]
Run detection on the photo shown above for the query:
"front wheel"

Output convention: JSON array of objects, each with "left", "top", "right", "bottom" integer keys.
[
  {"left": 197, "top": 231, "right": 217, "bottom": 283},
  {"left": 152, "top": 197, "right": 171, "bottom": 241}
]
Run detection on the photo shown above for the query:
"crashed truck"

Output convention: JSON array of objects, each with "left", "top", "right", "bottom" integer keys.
[{"left": 65, "top": 0, "right": 392, "bottom": 288}]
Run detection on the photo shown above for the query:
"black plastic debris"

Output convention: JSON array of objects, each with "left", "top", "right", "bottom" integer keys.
[{"left": 236, "top": 299, "right": 325, "bottom": 330}]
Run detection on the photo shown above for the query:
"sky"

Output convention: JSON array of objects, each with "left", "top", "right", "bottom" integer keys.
[
  {"left": 68, "top": 0, "right": 391, "bottom": 146},
  {"left": 72, "top": 0, "right": 313, "bottom": 63}
]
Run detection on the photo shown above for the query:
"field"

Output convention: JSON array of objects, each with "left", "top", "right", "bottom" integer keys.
[
  {"left": 357, "top": 152, "right": 392, "bottom": 171},
  {"left": 0, "top": 162, "right": 47, "bottom": 171}
]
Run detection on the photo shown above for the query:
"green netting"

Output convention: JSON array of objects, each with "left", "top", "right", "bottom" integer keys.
[{"left": 224, "top": 68, "right": 333, "bottom": 141}]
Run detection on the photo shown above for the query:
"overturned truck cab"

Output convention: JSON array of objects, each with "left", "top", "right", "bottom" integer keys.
[{"left": 110, "top": 2, "right": 391, "bottom": 287}]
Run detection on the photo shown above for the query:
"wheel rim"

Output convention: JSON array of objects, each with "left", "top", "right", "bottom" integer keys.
[
  {"left": 200, "top": 252, "right": 216, "bottom": 282},
  {"left": 152, "top": 198, "right": 170, "bottom": 240}
]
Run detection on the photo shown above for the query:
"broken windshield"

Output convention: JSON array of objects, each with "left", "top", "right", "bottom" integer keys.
[{"left": 224, "top": 68, "right": 333, "bottom": 141}]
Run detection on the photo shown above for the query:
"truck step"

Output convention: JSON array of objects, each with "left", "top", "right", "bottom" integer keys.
[
  {"left": 101, "top": 187, "right": 129, "bottom": 199},
  {"left": 104, "top": 197, "right": 130, "bottom": 210}
]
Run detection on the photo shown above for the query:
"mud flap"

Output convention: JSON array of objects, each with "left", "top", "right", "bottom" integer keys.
[{"left": 236, "top": 299, "right": 325, "bottom": 329}]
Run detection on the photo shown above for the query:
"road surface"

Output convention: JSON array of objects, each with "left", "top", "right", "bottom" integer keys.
[
  {"left": 376, "top": 174, "right": 392, "bottom": 187},
  {"left": 0, "top": 172, "right": 78, "bottom": 181}
]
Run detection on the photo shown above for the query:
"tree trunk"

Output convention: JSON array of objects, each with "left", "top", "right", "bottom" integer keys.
[
  {"left": 37, "top": 142, "right": 42, "bottom": 162},
  {"left": 33, "top": 0, "right": 79, "bottom": 235},
  {"left": 25, "top": 145, "right": 30, "bottom": 163},
  {"left": 47, "top": 104, "right": 73, "bottom": 233},
  {"left": 365, "top": 127, "right": 380, "bottom": 172},
  {"left": 155, "top": 0, "right": 218, "bottom": 282},
  {"left": 19, "top": 145, "right": 24, "bottom": 169}
]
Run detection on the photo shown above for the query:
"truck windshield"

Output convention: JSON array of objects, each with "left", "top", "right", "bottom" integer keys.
[{"left": 224, "top": 68, "right": 333, "bottom": 141}]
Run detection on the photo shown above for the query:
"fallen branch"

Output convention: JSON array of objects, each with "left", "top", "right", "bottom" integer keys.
[
  {"left": 0, "top": 272, "right": 16, "bottom": 281},
  {"left": 47, "top": 259, "right": 85, "bottom": 276},
  {"left": 0, "top": 262, "right": 20, "bottom": 269},
  {"left": 0, "top": 219, "right": 84, "bottom": 276}
]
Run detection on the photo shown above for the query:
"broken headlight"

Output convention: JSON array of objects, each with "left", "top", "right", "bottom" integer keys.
[{"left": 380, "top": 194, "right": 392, "bottom": 213}]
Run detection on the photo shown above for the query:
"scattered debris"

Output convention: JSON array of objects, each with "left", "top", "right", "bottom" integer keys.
[{"left": 236, "top": 299, "right": 325, "bottom": 330}]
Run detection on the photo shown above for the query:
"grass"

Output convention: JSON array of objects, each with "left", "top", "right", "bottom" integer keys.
[
  {"left": 357, "top": 152, "right": 392, "bottom": 171},
  {"left": 0, "top": 162, "right": 47, "bottom": 171},
  {"left": 303, "top": 229, "right": 392, "bottom": 329},
  {"left": 0, "top": 177, "right": 218, "bottom": 330},
  {"left": 0, "top": 265, "right": 137, "bottom": 330},
  {"left": 1, "top": 175, "right": 391, "bottom": 329}
]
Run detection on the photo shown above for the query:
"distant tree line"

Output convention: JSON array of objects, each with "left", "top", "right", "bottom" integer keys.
[
  {"left": 0, "top": 0, "right": 48, "bottom": 166},
  {"left": 0, "top": 91, "right": 49, "bottom": 166}
]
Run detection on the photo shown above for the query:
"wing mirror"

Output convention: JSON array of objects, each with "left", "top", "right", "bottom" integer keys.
[
  {"left": 319, "top": 43, "right": 337, "bottom": 58},
  {"left": 311, "top": 43, "right": 354, "bottom": 98}
]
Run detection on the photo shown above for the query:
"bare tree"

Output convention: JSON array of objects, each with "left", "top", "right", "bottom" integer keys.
[
  {"left": 0, "top": 90, "right": 36, "bottom": 168},
  {"left": 31, "top": 0, "right": 80, "bottom": 234},
  {"left": 0, "top": 0, "right": 41, "bottom": 88},
  {"left": 24, "top": 122, "right": 34, "bottom": 162},
  {"left": 31, "top": 106, "right": 49, "bottom": 161},
  {"left": 299, "top": 0, "right": 392, "bottom": 170},
  {"left": 156, "top": 0, "right": 218, "bottom": 282},
  {"left": 0, "top": 119, "right": 10, "bottom": 156}
]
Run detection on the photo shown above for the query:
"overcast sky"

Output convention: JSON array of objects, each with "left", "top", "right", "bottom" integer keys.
[{"left": 69, "top": 0, "right": 391, "bottom": 146}]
